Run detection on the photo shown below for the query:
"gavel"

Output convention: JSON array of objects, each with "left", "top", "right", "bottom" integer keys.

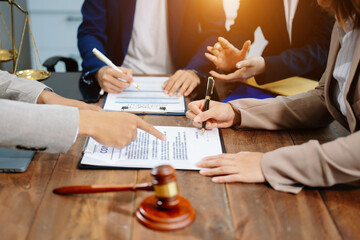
[{"left": 53, "top": 165, "right": 195, "bottom": 231}]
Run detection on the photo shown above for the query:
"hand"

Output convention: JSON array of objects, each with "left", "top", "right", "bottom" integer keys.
[
  {"left": 78, "top": 111, "right": 166, "bottom": 149},
  {"left": 205, "top": 37, "right": 251, "bottom": 72},
  {"left": 95, "top": 66, "right": 133, "bottom": 93},
  {"left": 186, "top": 100, "right": 241, "bottom": 129},
  {"left": 162, "top": 70, "right": 200, "bottom": 97},
  {"left": 210, "top": 56, "right": 266, "bottom": 82},
  {"left": 196, "top": 152, "right": 266, "bottom": 183},
  {"left": 37, "top": 90, "right": 102, "bottom": 111}
]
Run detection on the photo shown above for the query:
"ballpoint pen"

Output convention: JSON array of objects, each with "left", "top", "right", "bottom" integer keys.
[
  {"left": 202, "top": 76, "right": 215, "bottom": 135},
  {"left": 92, "top": 48, "right": 140, "bottom": 95}
]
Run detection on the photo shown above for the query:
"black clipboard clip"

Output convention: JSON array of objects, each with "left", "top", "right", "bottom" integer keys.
[{"left": 121, "top": 106, "right": 167, "bottom": 112}]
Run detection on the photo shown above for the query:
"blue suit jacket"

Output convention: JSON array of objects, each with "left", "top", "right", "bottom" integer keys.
[
  {"left": 78, "top": 0, "right": 225, "bottom": 82},
  {"left": 227, "top": 0, "right": 334, "bottom": 84}
]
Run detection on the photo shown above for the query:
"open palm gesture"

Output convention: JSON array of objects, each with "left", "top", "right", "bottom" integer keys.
[{"left": 205, "top": 37, "right": 251, "bottom": 72}]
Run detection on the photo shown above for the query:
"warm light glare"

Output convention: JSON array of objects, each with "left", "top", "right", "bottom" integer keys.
[{"left": 223, "top": 0, "right": 240, "bottom": 30}]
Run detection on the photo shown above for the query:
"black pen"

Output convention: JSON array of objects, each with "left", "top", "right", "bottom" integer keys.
[{"left": 202, "top": 77, "right": 215, "bottom": 134}]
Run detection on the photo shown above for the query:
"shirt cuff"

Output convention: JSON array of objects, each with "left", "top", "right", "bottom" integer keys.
[
  {"left": 261, "top": 151, "right": 304, "bottom": 194},
  {"left": 34, "top": 87, "right": 53, "bottom": 104},
  {"left": 186, "top": 69, "right": 208, "bottom": 79},
  {"left": 73, "top": 127, "right": 79, "bottom": 143}
]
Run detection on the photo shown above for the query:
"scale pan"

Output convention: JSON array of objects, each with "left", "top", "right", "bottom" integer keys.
[
  {"left": 16, "top": 69, "right": 51, "bottom": 81},
  {"left": 0, "top": 49, "right": 14, "bottom": 62}
]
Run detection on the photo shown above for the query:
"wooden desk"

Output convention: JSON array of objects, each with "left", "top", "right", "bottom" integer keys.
[{"left": 1, "top": 93, "right": 359, "bottom": 240}]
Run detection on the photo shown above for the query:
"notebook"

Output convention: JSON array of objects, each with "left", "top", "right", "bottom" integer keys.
[
  {"left": 223, "top": 84, "right": 276, "bottom": 103},
  {"left": 244, "top": 76, "right": 318, "bottom": 96},
  {"left": 0, "top": 148, "right": 35, "bottom": 173}
]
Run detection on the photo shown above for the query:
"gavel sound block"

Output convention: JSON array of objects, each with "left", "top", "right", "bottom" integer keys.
[{"left": 53, "top": 165, "right": 195, "bottom": 231}]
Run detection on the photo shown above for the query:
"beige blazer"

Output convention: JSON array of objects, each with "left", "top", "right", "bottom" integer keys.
[
  {"left": 0, "top": 71, "right": 78, "bottom": 153},
  {"left": 229, "top": 24, "right": 360, "bottom": 193}
]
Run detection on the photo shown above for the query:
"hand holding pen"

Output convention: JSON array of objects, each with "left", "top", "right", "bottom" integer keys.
[
  {"left": 202, "top": 77, "right": 215, "bottom": 134},
  {"left": 186, "top": 98, "right": 240, "bottom": 131},
  {"left": 93, "top": 48, "right": 140, "bottom": 94}
]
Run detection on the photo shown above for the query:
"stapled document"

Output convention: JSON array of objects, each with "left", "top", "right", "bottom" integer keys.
[{"left": 80, "top": 126, "right": 224, "bottom": 170}]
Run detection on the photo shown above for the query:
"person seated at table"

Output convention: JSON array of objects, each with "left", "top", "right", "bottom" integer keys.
[
  {"left": 205, "top": 0, "right": 334, "bottom": 85},
  {"left": 0, "top": 71, "right": 165, "bottom": 153},
  {"left": 78, "top": 0, "right": 225, "bottom": 97},
  {"left": 186, "top": 0, "right": 360, "bottom": 194}
]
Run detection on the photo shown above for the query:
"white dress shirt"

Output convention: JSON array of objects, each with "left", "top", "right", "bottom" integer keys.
[
  {"left": 283, "top": 0, "right": 299, "bottom": 44},
  {"left": 333, "top": 21, "right": 360, "bottom": 117},
  {"left": 122, "top": 0, "right": 175, "bottom": 74}
]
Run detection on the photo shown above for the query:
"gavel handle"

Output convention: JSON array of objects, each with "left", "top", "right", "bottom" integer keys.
[{"left": 53, "top": 182, "right": 154, "bottom": 195}]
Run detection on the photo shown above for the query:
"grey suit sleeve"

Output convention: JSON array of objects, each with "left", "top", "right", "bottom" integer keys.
[
  {"left": 0, "top": 70, "right": 49, "bottom": 103},
  {"left": 261, "top": 131, "right": 360, "bottom": 193},
  {"left": 0, "top": 99, "right": 79, "bottom": 153}
]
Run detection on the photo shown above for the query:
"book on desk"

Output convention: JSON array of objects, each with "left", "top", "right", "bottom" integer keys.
[{"left": 223, "top": 76, "right": 319, "bottom": 102}]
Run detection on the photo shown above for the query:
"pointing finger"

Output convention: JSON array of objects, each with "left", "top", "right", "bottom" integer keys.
[{"left": 137, "top": 119, "right": 166, "bottom": 141}]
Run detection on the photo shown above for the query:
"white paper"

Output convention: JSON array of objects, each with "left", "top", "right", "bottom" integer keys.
[
  {"left": 81, "top": 126, "right": 223, "bottom": 170},
  {"left": 103, "top": 76, "right": 185, "bottom": 114}
]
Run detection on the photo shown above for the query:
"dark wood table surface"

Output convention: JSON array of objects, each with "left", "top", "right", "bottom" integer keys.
[{"left": 1, "top": 80, "right": 359, "bottom": 240}]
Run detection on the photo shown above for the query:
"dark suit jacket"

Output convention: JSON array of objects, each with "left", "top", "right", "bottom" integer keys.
[
  {"left": 78, "top": 0, "right": 225, "bottom": 82},
  {"left": 227, "top": 0, "right": 334, "bottom": 84}
]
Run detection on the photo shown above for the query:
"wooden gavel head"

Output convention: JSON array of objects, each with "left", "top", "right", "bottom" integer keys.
[
  {"left": 136, "top": 165, "right": 196, "bottom": 231},
  {"left": 52, "top": 165, "right": 195, "bottom": 231},
  {"left": 150, "top": 165, "right": 179, "bottom": 209}
]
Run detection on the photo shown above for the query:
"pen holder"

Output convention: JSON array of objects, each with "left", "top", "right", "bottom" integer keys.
[{"left": 53, "top": 165, "right": 195, "bottom": 231}]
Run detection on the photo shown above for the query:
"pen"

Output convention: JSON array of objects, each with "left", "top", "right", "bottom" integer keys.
[
  {"left": 92, "top": 48, "right": 140, "bottom": 94},
  {"left": 201, "top": 76, "right": 215, "bottom": 134}
]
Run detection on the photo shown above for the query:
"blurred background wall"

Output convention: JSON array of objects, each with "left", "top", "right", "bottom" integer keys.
[{"left": 0, "top": 0, "right": 265, "bottom": 72}]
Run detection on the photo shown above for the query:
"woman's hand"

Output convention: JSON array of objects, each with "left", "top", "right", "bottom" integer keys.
[
  {"left": 186, "top": 100, "right": 241, "bottom": 129},
  {"left": 197, "top": 152, "right": 266, "bottom": 183},
  {"left": 78, "top": 111, "right": 166, "bottom": 149},
  {"left": 205, "top": 37, "right": 251, "bottom": 72}
]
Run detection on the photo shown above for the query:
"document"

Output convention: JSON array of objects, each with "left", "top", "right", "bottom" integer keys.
[
  {"left": 103, "top": 76, "right": 186, "bottom": 115},
  {"left": 80, "top": 126, "right": 224, "bottom": 170}
]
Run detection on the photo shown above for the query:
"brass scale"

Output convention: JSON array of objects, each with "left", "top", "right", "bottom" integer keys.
[{"left": 0, "top": 0, "right": 50, "bottom": 80}]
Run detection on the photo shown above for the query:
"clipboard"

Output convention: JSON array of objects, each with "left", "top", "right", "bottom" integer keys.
[
  {"left": 78, "top": 127, "right": 226, "bottom": 170},
  {"left": 102, "top": 93, "right": 187, "bottom": 115},
  {"left": 102, "top": 76, "right": 186, "bottom": 115}
]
